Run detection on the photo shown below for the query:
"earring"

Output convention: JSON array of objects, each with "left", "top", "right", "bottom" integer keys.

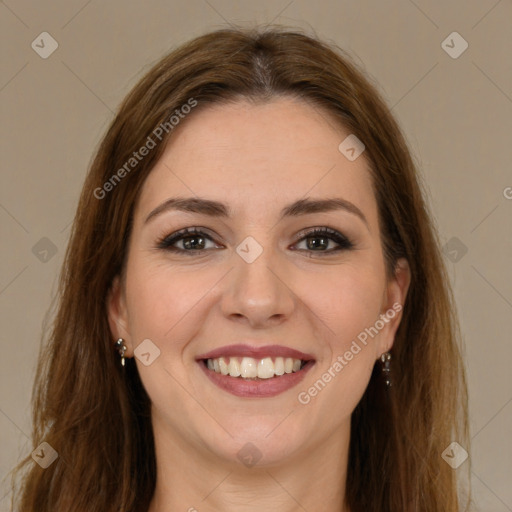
[
  {"left": 380, "top": 352, "right": 392, "bottom": 387},
  {"left": 115, "top": 338, "right": 127, "bottom": 366}
]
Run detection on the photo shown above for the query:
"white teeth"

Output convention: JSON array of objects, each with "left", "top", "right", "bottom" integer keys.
[
  {"left": 240, "top": 357, "right": 258, "bottom": 378},
  {"left": 257, "top": 357, "right": 275, "bottom": 379},
  {"left": 274, "top": 357, "right": 285, "bottom": 375},
  {"left": 205, "top": 356, "right": 305, "bottom": 378},
  {"left": 218, "top": 357, "right": 229, "bottom": 375},
  {"left": 228, "top": 357, "right": 241, "bottom": 377}
]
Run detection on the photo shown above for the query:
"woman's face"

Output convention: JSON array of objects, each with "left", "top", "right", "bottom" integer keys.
[{"left": 108, "top": 97, "right": 410, "bottom": 467}]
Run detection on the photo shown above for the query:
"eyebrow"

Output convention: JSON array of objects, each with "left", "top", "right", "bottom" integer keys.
[{"left": 144, "top": 196, "right": 369, "bottom": 229}]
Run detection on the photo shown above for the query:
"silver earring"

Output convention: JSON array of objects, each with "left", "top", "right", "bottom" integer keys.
[
  {"left": 115, "top": 338, "right": 127, "bottom": 366},
  {"left": 380, "top": 352, "right": 392, "bottom": 387}
]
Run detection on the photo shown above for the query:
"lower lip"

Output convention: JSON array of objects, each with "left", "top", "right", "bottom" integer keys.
[{"left": 198, "top": 360, "right": 315, "bottom": 398}]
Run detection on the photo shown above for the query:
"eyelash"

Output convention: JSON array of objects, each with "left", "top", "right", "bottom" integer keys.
[{"left": 156, "top": 226, "right": 354, "bottom": 256}]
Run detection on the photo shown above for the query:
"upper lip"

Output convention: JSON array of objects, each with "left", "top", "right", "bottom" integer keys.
[{"left": 196, "top": 344, "right": 315, "bottom": 361}]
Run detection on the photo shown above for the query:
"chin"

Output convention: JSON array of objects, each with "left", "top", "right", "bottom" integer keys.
[{"left": 201, "top": 418, "right": 307, "bottom": 469}]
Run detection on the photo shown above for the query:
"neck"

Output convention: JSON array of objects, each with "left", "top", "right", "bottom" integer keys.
[{"left": 147, "top": 418, "right": 352, "bottom": 512}]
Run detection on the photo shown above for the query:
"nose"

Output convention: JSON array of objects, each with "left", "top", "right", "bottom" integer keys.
[{"left": 220, "top": 244, "right": 296, "bottom": 329}]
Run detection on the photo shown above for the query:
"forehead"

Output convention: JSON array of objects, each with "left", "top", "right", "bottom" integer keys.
[{"left": 135, "top": 97, "right": 377, "bottom": 226}]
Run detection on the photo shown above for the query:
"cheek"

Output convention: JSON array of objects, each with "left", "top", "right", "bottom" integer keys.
[
  {"left": 124, "top": 260, "right": 214, "bottom": 344},
  {"left": 296, "top": 269, "right": 382, "bottom": 425},
  {"left": 298, "top": 265, "right": 385, "bottom": 411},
  {"left": 297, "top": 262, "right": 385, "bottom": 347}
]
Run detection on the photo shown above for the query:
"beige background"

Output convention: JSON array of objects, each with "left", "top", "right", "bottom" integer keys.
[{"left": 1, "top": 0, "right": 511, "bottom": 510}]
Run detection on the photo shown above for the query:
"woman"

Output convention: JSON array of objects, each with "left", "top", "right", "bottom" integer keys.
[{"left": 12, "top": 26, "right": 471, "bottom": 511}]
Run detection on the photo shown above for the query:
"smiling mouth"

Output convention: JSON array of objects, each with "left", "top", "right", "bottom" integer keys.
[{"left": 203, "top": 356, "right": 310, "bottom": 379}]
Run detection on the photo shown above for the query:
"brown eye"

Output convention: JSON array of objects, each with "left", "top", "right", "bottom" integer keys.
[
  {"left": 157, "top": 228, "right": 220, "bottom": 254},
  {"left": 157, "top": 226, "right": 354, "bottom": 256},
  {"left": 293, "top": 227, "right": 354, "bottom": 254}
]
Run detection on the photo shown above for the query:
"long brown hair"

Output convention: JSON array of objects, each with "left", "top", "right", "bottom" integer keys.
[{"left": 11, "top": 25, "right": 471, "bottom": 511}]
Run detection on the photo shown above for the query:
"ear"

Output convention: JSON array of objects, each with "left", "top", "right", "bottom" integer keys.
[
  {"left": 107, "top": 275, "right": 132, "bottom": 355},
  {"left": 376, "top": 257, "right": 411, "bottom": 356}
]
